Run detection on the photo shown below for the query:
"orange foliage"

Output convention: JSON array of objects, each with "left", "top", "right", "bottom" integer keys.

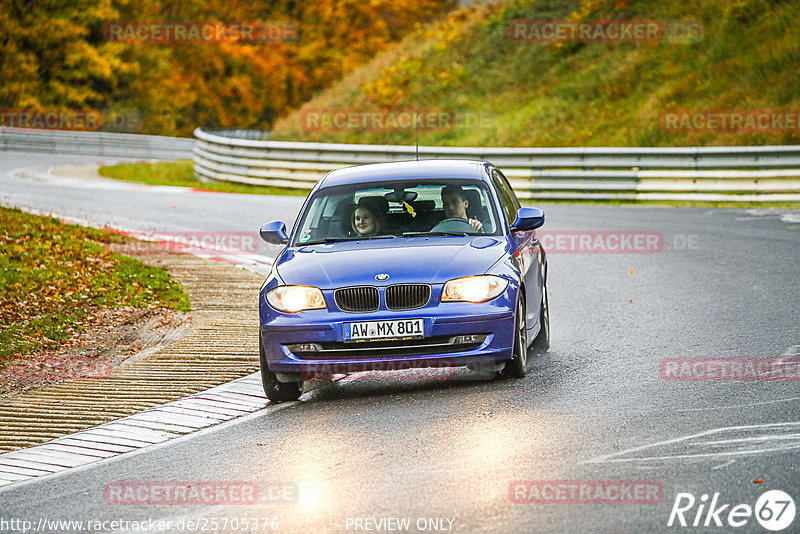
[{"left": 0, "top": 0, "right": 455, "bottom": 136}]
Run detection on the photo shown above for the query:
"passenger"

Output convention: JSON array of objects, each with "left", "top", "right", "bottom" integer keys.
[
  {"left": 441, "top": 185, "right": 483, "bottom": 232},
  {"left": 351, "top": 198, "right": 387, "bottom": 237}
]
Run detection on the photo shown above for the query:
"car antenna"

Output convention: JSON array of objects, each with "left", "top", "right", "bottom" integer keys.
[{"left": 415, "top": 108, "right": 420, "bottom": 161}]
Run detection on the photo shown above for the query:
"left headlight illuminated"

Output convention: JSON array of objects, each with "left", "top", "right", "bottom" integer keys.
[
  {"left": 441, "top": 275, "right": 508, "bottom": 303},
  {"left": 266, "top": 286, "right": 326, "bottom": 313}
]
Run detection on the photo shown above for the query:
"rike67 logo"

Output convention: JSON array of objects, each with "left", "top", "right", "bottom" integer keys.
[{"left": 668, "top": 490, "right": 795, "bottom": 531}]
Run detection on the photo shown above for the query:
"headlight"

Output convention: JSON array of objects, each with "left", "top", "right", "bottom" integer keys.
[
  {"left": 266, "top": 286, "right": 326, "bottom": 312},
  {"left": 441, "top": 275, "right": 508, "bottom": 303}
]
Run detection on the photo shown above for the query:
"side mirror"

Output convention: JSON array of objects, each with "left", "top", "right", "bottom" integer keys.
[
  {"left": 510, "top": 207, "right": 544, "bottom": 231},
  {"left": 260, "top": 221, "right": 289, "bottom": 244}
]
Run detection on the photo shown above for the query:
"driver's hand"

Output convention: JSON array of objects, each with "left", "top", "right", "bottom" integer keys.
[{"left": 468, "top": 218, "right": 483, "bottom": 232}]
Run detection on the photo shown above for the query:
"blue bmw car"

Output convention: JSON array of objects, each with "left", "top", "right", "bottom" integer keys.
[{"left": 258, "top": 160, "right": 549, "bottom": 402}]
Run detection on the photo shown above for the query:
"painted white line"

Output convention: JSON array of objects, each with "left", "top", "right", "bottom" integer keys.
[
  {"left": 688, "top": 434, "right": 800, "bottom": 447},
  {"left": 4, "top": 447, "right": 104, "bottom": 463},
  {"left": 0, "top": 466, "right": 37, "bottom": 478},
  {"left": 0, "top": 473, "right": 30, "bottom": 484},
  {"left": 1, "top": 451, "right": 90, "bottom": 468},
  {"left": 36, "top": 444, "right": 117, "bottom": 459},
  {"left": 0, "top": 457, "right": 64, "bottom": 473},
  {"left": 0, "top": 460, "right": 64, "bottom": 474},
  {"left": 54, "top": 434, "right": 148, "bottom": 450},
  {"left": 0, "top": 372, "right": 270, "bottom": 490},
  {"left": 677, "top": 396, "right": 800, "bottom": 412},
  {"left": 124, "top": 411, "right": 217, "bottom": 429},
  {"left": 79, "top": 428, "right": 168, "bottom": 445},
  {"left": 157, "top": 405, "right": 230, "bottom": 421},
  {"left": 583, "top": 422, "right": 800, "bottom": 464},
  {"left": 711, "top": 459, "right": 736, "bottom": 470},
  {"left": 583, "top": 444, "right": 800, "bottom": 463},
  {"left": 173, "top": 398, "right": 253, "bottom": 414},
  {"left": 166, "top": 401, "right": 243, "bottom": 418},
  {"left": 117, "top": 419, "right": 198, "bottom": 434},
  {"left": 100, "top": 424, "right": 181, "bottom": 442},
  {"left": 200, "top": 392, "right": 267, "bottom": 408}
]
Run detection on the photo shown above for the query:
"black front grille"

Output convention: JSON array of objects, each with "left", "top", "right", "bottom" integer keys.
[
  {"left": 294, "top": 335, "right": 484, "bottom": 359},
  {"left": 334, "top": 286, "right": 379, "bottom": 312},
  {"left": 385, "top": 284, "right": 431, "bottom": 311}
]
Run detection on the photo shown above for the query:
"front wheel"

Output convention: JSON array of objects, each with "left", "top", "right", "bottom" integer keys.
[
  {"left": 532, "top": 282, "right": 550, "bottom": 351},
  {"left": 260, "top": 337, "right": 302, "bottom": 403},
  {"left": 500, "top": 298, "right": 527, "bottom": 378}
]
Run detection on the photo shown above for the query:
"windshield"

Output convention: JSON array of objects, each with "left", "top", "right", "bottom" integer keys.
[{"left": 292, "top": 179, "right": 501, "bottom": 245}]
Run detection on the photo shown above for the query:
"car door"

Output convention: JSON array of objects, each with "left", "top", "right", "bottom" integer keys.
[{"left": 492, "top": 168, "right": 543, "bottom": 338}]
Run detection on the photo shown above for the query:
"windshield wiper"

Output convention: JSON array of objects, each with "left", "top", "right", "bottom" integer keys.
[
  {"left": 300, "top": 235, "right": 397, "bottom": 245},
  {"left": 401, "top": 231, "right": 470, "bottom": 237},
  {"left": 298, "top": 237, "right": 351, "bottom": 245}
]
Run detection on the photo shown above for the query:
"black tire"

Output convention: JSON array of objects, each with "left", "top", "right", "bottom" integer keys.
[
  {"left": 532, "top": 282, "right": 550, "bottom": 351},
  {"left": 260, "top": 337, "right": 302, "bottom": 403},
  {"left": 501, "top": 297, "right": 527, "bottom": 378}
]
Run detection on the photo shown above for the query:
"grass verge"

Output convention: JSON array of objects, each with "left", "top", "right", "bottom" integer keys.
[
  {"left": 270, "top": 0, "right": 800, "bottom": 148},
  {"left": 98, "top": 160, "right": 310, "bottom": 196},
  {"left": 0, "top": 207, "right": 191, "bottom": 368}
]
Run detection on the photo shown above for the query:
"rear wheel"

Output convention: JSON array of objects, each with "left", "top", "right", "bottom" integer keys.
[
  {"left": 501, "top": 298, "right": 527, "bottom": 378},
  {"left": 260, "top": 337, "right": 302, "bottom": 403}
]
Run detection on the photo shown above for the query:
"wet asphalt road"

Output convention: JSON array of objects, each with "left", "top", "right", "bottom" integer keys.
[{"left": 1, "top": 151, "right": 799, "bottom": 533}]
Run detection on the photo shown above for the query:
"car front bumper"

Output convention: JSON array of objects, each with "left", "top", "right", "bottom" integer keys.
[{"left": 259, "top": 297, "right": 516, "bottom": 376}]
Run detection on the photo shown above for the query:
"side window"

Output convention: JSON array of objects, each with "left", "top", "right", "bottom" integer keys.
[
  {"left": 498, "top": 170, "right": 522, "bottom": 211},
  {"left": 491, "top": 169, "right": 518, "bottom": 224}
]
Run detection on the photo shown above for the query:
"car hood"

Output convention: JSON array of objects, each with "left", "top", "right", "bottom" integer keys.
[{"left": 275, "top": 236, "right": 508, "bottom": 288}]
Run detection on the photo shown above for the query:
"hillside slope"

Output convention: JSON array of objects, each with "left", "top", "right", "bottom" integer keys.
[{"left": 270, "top": 0, "right": 800, "bottom": 147}]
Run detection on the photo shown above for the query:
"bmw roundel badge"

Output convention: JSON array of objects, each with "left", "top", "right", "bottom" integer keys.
[{"left": 375, "top": 273, "right": 390, "bottom": 281}]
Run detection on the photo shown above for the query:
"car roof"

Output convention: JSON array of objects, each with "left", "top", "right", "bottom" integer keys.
[{"left": 317, "top": 160, "right": 493, "bottom": 188}]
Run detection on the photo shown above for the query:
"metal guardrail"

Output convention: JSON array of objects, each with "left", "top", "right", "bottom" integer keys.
[
  {"left": 2, "top": 127, "right": 797, "bottom": 202},
  {"left": 193, "top": 128, "right": 800, "bottom": 202},
  {"left": 0, "top": 127, "right": 194, "bottom": 160}
]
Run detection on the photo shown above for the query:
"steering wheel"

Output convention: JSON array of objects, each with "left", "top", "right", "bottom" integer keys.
[{"left": 431, "top": 217, "right": 476, "bottom": 233}]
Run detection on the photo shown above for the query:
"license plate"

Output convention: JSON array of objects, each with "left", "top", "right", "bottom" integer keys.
[{"left": 344, "top": 318, "right": 424, "bottom": 342}]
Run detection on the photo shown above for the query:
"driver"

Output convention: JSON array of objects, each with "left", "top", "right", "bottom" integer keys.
[{"left": 441, "top": 185, "right": 483, "bottom": 232}]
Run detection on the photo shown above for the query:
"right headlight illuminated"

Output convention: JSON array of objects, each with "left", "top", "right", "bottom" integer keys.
[
  {"left": 441, "top": 275, "right": 508, "bottom": 303},
  {"left": 266, "top": 285, "right": 326, "bottom": 313}
]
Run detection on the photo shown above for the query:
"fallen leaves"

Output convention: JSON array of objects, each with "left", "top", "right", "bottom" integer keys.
[{"left": 0, "top": 207, "right": 189, "bottom": 367}]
